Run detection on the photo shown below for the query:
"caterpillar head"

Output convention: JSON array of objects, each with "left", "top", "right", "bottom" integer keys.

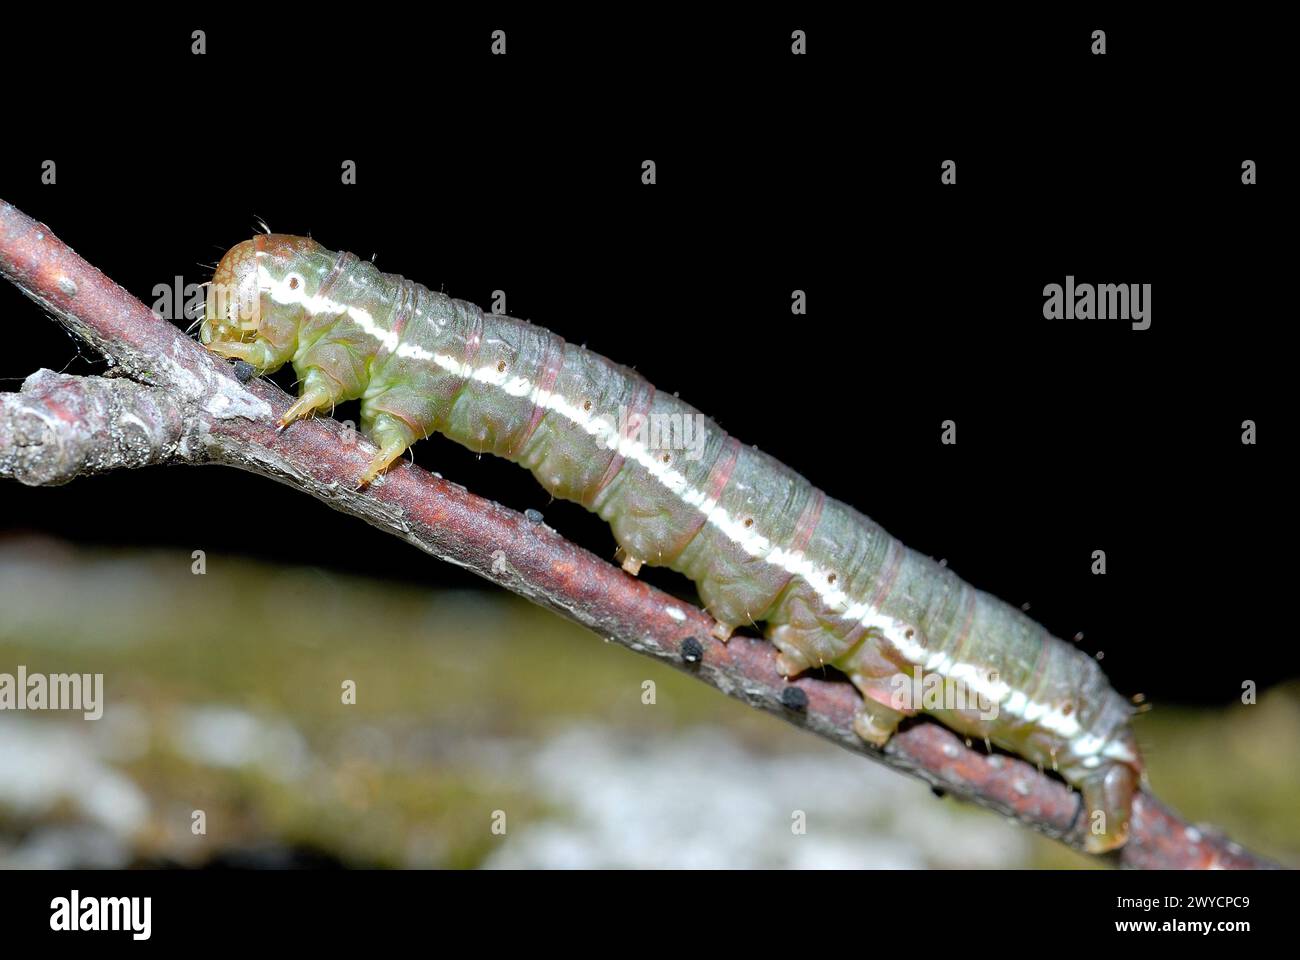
[
  {"left": 202, "top": 238, "right": 260, "bottom": 345},
  {"left": 202, "top": 234, "right": 323, "bottom": 372}
]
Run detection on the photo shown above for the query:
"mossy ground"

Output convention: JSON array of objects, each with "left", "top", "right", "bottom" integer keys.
[{"left": 1, "top": 543, "right": 1294, "bottom": 867}]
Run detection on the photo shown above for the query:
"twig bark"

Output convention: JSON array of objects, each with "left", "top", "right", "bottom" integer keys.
[{"left": 0, "top": 198, "right": 1275, "bottom": 869}]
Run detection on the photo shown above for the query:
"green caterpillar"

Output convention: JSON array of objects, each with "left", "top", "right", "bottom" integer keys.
[{"left": 202, "top": 233, "right": 1145, "bottom": 852}]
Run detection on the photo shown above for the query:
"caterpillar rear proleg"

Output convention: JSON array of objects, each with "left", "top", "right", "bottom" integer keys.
[{"left": 1077, "top": 762, "right": 1140, "bottom": 853}]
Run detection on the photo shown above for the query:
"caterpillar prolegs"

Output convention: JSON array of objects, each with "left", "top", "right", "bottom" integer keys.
[{"left": 202, "top": 234, "right": 1145, "bottom": 852}]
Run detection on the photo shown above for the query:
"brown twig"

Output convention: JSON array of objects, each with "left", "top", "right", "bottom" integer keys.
[{"left": 0, "top": 198, "right": 1274, "bottom": 869}]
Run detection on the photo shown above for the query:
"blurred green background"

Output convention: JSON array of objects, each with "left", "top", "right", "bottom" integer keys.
[{"left": 0, "top": 536, "right": 1295, "bottom": 869}]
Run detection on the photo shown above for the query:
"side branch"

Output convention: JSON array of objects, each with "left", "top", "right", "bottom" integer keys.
[
  {"left": 0, "top": 370, "right": 186, "bottom": 485},
  {"left": 0, "top": 199, "right": 1273, "bottom": 869}
]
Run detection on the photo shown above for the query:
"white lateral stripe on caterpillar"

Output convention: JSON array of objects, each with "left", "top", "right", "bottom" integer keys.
[{"left": 260, "top": 264, "right": 1108, "bottom": 758}]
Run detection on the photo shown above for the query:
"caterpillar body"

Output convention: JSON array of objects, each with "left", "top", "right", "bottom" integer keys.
[{"left": 202, "top": 234, "right": 1144, "bottom": 851}]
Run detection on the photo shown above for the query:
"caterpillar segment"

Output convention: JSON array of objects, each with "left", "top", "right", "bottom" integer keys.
[{"left": 202, "top": 234, "right": 1145, "bottom": 853}]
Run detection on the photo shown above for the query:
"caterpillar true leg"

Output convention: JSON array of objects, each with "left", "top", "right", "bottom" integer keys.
[
  {"left": 774, "top": 653, "right": 805, "bottom": 678},
  {"left": 278, "top": 369, "right": 340, "bottom": 429},
  {"left": 207, "top": 338, "right": 277, "bottom": 370},
  {"left": 359, "top": 409, "right": 419, "bottom": 486},
  {"left": 614, "top": 547, "right": 644, "bottom": 576}
]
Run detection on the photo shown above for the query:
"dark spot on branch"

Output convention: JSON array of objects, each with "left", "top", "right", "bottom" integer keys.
[
  {"left": 781, "top": 686, "right": 808, "bottom": 711},
  {"left": 681, "top": 636, "right": 704, "bottom": 664}
]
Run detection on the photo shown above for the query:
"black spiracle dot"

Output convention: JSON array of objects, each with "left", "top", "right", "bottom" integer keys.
[
  {"left": 232, "top": 360, "right": 255, "bottom": 384},
  {"left": 681, "top": 637, "right": 704, "bottom": 664},
  {"left": 780, "top": 686, "right": 808, "bottom": 711}
]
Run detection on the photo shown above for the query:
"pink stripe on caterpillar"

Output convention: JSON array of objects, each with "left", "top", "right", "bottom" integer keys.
[
  {"left": 463, "top": 306, "right": 485, "bottom": 368},
  {"left": 436, "top": 305, "right": 487, "bottom": 436},
  {"left": 512, "top": 332, "right": 566, "bottom": 456},
  {"left": 705, "top": 436, "right": 742, "bottom": 504},
  {"left": 388, "top": 281, "right": 415, "bottom": 343},
  {"left": 1021, "top": 631, "right": 1054, "bottom": 702},
  {"left": 869, "top": 537, "right": 907, "bottom": 609},
  {"left": 758, "top": 488, "right": 826, "bottom": 616},
  {"left": 592, "top": 378, "right": 656, "bottom": 500},
  {"left": 314, "top": 248, "right": 355, "bottom": 301},
  {"left": 789, "top": 489, "right": 825, "bottom": 556},
  {"left": 862, "top": 539, "right": 922, "bottom": 671},
  {"left": 666, "top": 435, "right": 742, "bottom": 559},
  {"left": 941, "top": 586, "right": 979, "bottom": 665}
]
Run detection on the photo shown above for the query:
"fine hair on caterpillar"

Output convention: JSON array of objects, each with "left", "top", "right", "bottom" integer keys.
[{"left": 202, "top": 232, "right": 1146, "bottom": 853}]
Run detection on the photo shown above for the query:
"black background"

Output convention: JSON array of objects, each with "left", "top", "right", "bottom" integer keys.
[{"left": 0, "top": 10, "right": 1291, "bottom": 711}]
